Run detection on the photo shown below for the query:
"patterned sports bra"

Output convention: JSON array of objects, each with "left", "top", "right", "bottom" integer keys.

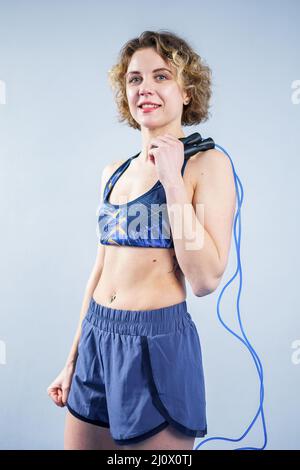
[{"left": 96, "top": 151, "right": 189, "bottom": 248}]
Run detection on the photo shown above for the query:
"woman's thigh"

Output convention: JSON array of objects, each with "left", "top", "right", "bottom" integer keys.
[
  {"left": 64, "top": 409, "right": 122, "bottom": 450},
  {"left": 122, "top": 425, "right": 195, "bottom": 451}
]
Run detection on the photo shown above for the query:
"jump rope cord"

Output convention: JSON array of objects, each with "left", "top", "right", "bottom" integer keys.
[{"left": 194, "top": 143, "right": 268, "bottom": 451}]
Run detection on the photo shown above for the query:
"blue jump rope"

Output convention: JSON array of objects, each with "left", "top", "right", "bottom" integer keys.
[{"left": 179, "top": 133, "right": 268, "bottom": 451}]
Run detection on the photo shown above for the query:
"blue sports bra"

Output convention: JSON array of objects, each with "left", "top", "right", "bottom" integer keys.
[{"left": 96, "top": 151, "right": 189, "bottom": 248}]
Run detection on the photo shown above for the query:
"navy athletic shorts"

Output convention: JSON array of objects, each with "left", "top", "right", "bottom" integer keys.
[{"left": 66, "top": 296, "right": 207, "bottom": 446}]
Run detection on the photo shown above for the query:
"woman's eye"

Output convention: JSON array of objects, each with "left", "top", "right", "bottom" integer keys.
[
  {"left": 156, "top": 74, "right": 167, "bottom": 80},
  {"left": 129, "top": 74, "right": 167, "bottom": 83}
]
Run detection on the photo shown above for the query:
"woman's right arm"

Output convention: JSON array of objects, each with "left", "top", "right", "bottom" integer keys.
[{"left": 47, "top": 159, "right": 125, "bottom": 406}]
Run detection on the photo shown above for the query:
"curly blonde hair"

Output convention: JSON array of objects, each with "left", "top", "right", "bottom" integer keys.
[{"left": 107, "top": 29, "right": 212, "bottom": 130}]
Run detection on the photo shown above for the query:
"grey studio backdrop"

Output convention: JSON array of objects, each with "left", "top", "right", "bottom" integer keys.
[{"left": 0, "top": 0, "right": 299, "bottom": 450}]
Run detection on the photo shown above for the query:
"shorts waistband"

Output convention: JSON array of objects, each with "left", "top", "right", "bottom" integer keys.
[{"left": 85, "top": 296, "right": 192, "bottom": 336}]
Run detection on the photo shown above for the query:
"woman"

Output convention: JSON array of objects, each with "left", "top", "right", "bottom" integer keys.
[{"left": 47, "top": 30, "right": 236, "bottom": 450}]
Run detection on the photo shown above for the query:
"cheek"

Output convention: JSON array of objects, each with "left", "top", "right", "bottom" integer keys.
[
  {"left": 163, "top": 87, "right": 182, "bottom": 105},
  {"left": 128, "top": 93, "right": 139, "bottom": 110},
  {"left": 126, "top": 88, "right": 134, "bottom": 102}
]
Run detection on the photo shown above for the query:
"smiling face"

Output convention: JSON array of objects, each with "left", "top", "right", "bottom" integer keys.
[{"left": 125, "top": 47, "right": 189, "bottom": 131}]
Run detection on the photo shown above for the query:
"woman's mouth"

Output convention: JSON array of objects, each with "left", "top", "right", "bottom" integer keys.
[{"left": 138, "top": 104, "right": 162, "bottom": 113}]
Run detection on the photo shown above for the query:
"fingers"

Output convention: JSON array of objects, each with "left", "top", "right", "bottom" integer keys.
[
  {"left": 47, "top": 384, "right": 71, "bottom": 407},
  {"left": 56, "top": 388, "right": 64, "bottom": 407},
  {"left": 47, "top": 387, "right": 64, "bottom": 407}
]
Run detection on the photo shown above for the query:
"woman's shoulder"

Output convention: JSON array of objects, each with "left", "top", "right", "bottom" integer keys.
[{"left": 103, "top": 158, "right": 127, "bottom": 179}]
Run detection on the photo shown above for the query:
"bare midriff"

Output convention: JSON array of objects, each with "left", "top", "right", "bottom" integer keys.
[{"left": 92, "top": 245, "right": 186, "bottom": 311}]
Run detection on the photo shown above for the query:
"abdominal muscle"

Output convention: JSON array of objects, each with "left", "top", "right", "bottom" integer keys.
[{"left": 92, "top": 245, "right": 187, "bottom": 310}]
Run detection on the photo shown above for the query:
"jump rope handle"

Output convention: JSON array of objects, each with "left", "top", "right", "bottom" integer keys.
[{"left": 178, "top": 132, "right": 215, "bottom": 159}]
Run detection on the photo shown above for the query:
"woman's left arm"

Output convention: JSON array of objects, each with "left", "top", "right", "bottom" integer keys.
[{"left": 164, "top": 149, "right": 236, "bottom": 296}]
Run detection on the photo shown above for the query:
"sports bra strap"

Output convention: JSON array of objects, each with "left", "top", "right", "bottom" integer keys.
[
  {"left": 103, "top": 158, "right": 131, "bottom": 201},
  {"left": 181, "top": 157, "right": 189, "bottom": 177}
]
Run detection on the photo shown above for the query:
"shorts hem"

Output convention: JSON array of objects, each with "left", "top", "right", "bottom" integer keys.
[
  {"left": 151, "top": 394, "right": 207, "bottom": 438},
  {"left": 113, "top": 420, "right": 170, "bottom": 445},
  {"left": 66, "top": 402, "right": 110, "bottom": 428},
  {"left": 140, "top": 336, "right": 208, "bottom": 439}
]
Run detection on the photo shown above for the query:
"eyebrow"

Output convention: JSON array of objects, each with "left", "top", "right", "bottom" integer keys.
[{"left": 126, "top": 67, "right": 172, "bottom": 76}]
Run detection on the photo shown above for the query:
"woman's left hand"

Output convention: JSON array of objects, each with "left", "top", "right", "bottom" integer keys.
[{"left": 147, "top": 133, "right": 185, "bottom": 187}]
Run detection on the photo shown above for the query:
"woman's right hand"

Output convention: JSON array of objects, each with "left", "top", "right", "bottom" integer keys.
[{"left": 47, "top": 362, "right": 76, "bottom": 407}]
